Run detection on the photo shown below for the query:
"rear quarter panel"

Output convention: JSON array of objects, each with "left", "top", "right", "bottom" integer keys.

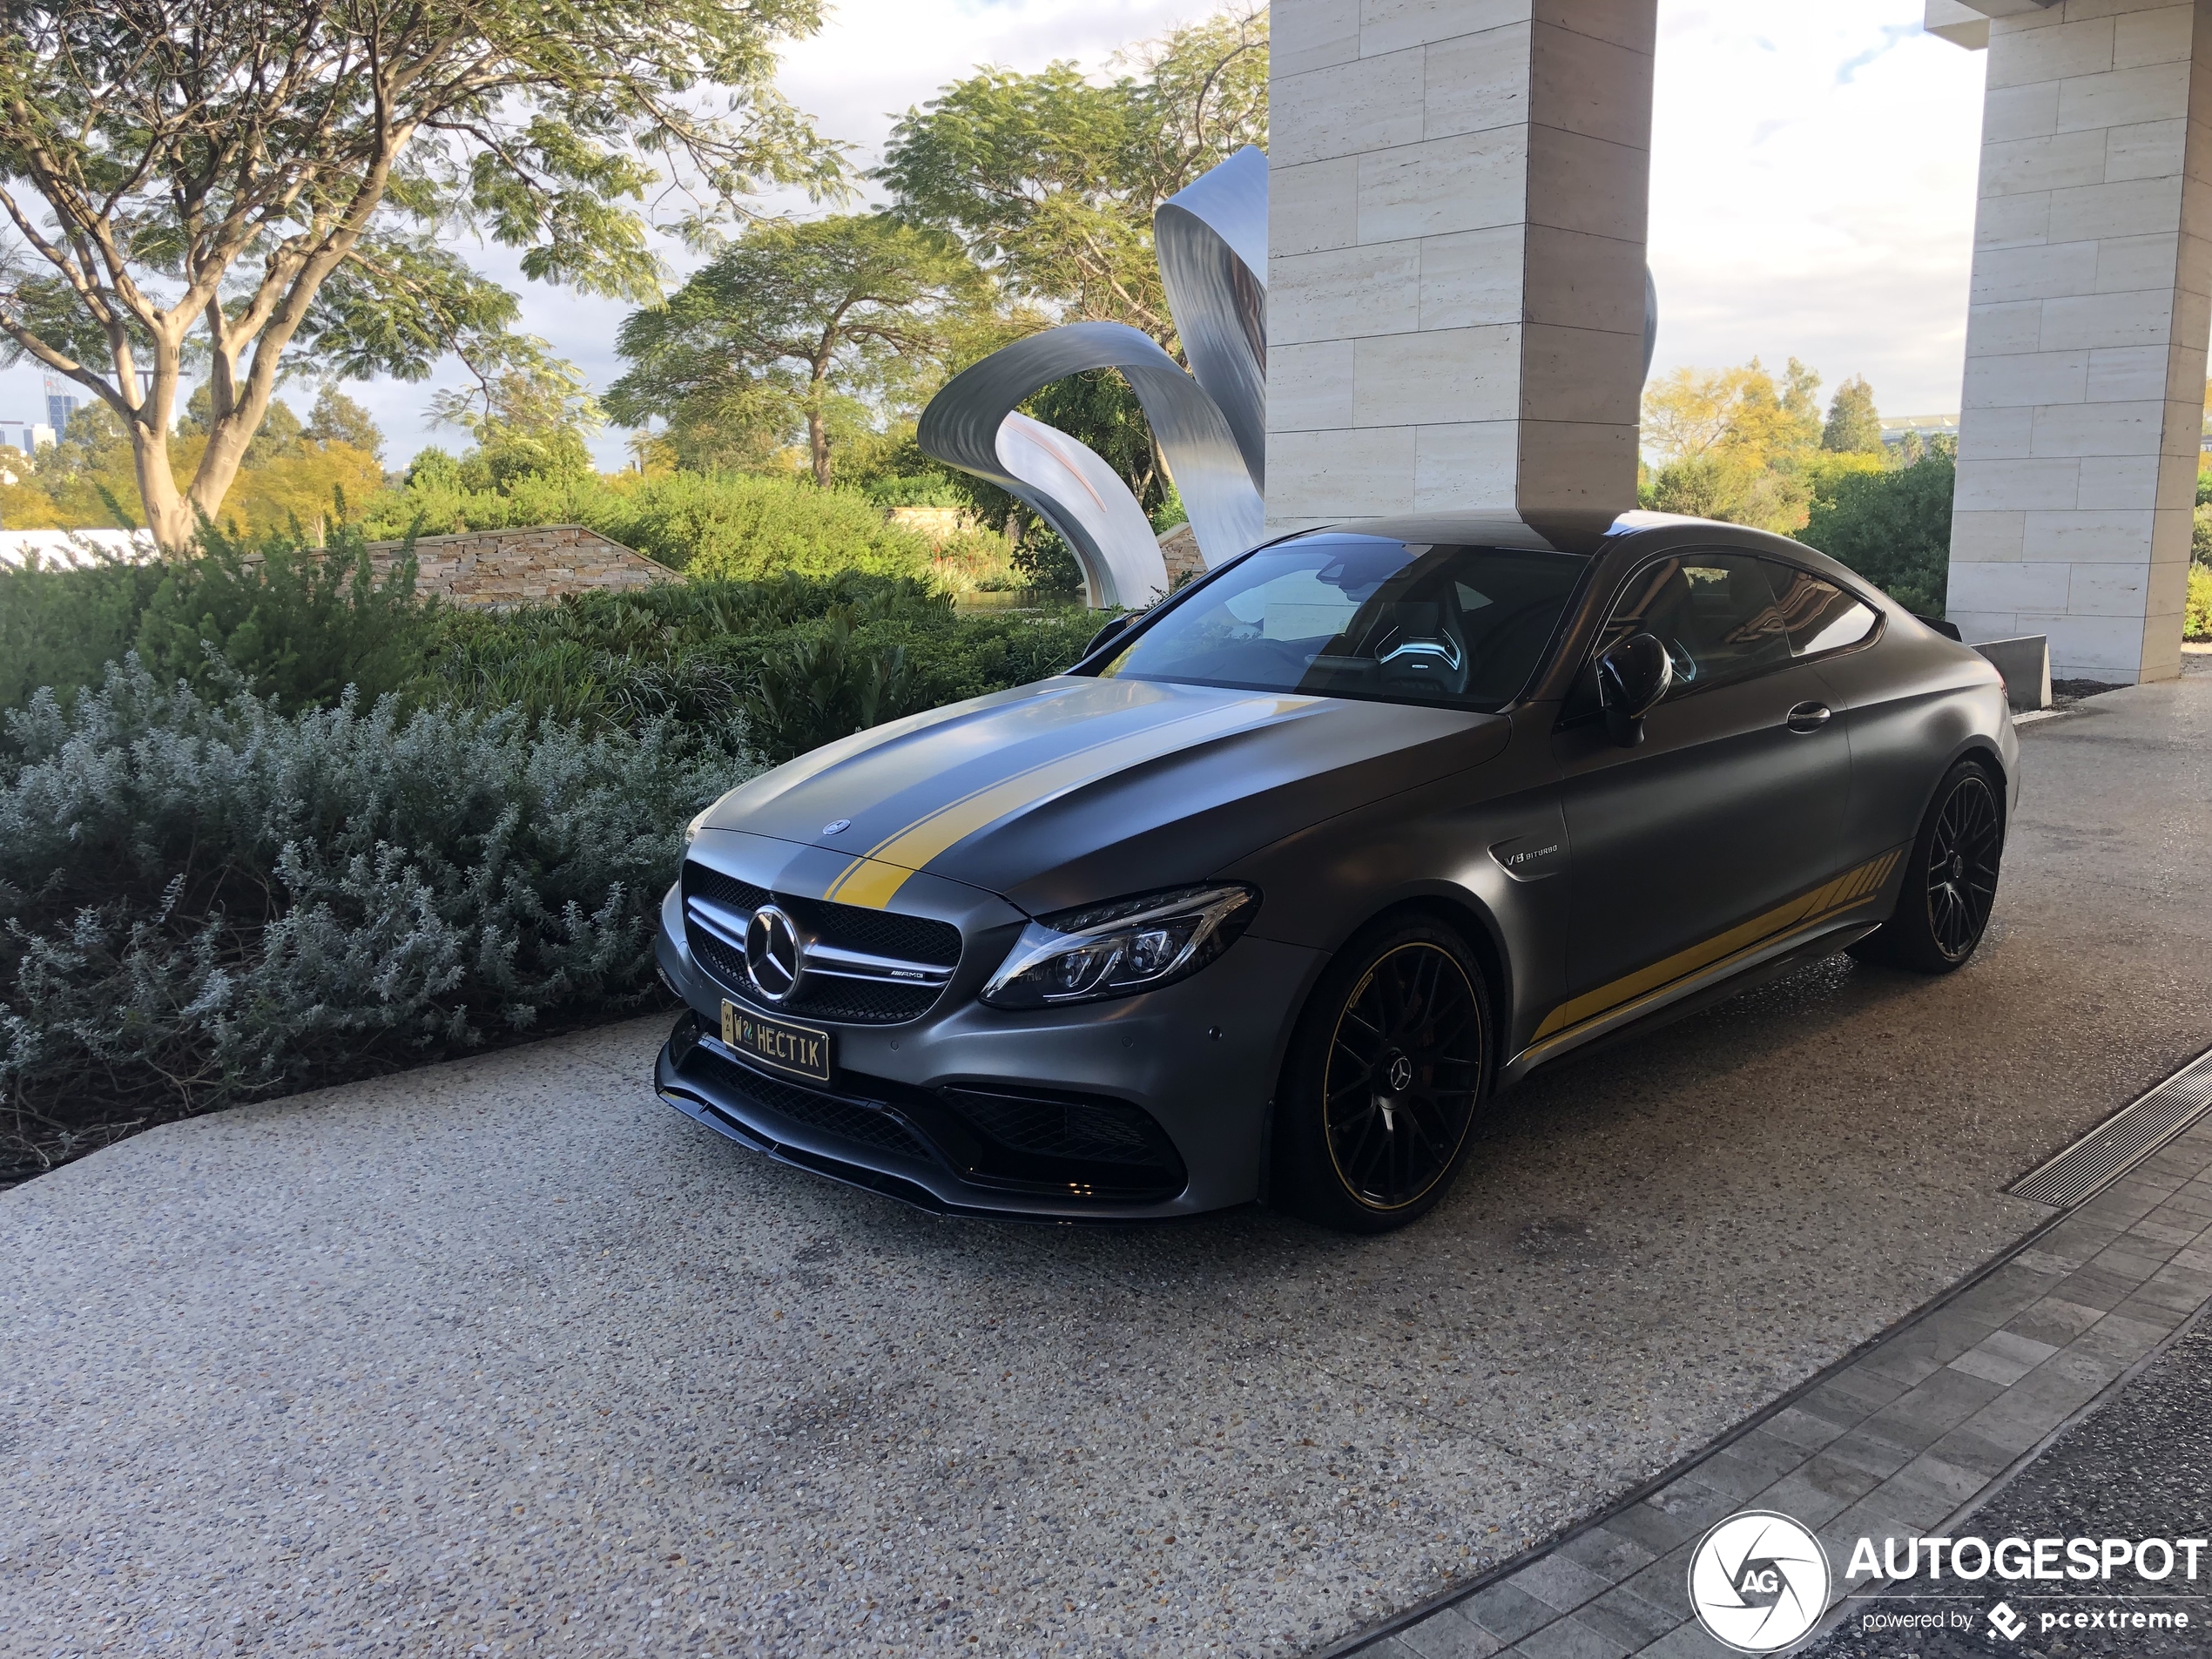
[{"left": 1811, "top": 611, "right": 2014, "bottom": 873}]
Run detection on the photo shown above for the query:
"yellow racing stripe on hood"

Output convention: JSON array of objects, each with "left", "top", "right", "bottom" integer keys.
[{"left": 824, "top": 696, "right": 1313, "bottom": 908}]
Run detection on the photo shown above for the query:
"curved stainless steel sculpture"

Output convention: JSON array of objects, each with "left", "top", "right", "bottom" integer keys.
[
  {"left": 919, "top": 148, "right": 1271, "bottom": 608},
  {"left": 918, "top": 142, "right": 1655, "bottom": 609},
  {"left": 1156, "top": 145, "right": 1267, "bottom": 495},
  {"left": 917, "top": 320, "right": 1264, "bottom": 606}
]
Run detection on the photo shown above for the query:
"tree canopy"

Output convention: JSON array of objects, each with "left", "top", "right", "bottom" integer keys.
[
  {"left": 607, "top": 214, "right": 983, "bottom": 485},
  {"left": 1823, "top": 375, "right": 1884, "bottom": 454},
  {"left": 0, "top": 0, "right": 839, "bottom": 546},
  {"left": 877, "top": 8, "right": 1266, "bottom": 347}
]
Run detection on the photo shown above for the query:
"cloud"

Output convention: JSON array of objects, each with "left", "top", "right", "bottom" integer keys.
[{"left": 10, "top": 0, "right": 1989, "bottom": 479}]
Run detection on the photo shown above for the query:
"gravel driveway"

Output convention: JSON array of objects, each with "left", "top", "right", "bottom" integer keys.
[{"left": 3, "top": 671, "right": 2209, "bottom": 1658}]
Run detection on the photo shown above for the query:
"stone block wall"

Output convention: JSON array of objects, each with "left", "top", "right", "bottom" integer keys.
[{"left": 364, "top": 526, "right": 675, "bottom": 609}]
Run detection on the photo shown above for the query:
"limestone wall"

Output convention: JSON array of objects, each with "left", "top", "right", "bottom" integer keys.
[{"left": 364, "top": 525, "right": 675, "bottom": 608}]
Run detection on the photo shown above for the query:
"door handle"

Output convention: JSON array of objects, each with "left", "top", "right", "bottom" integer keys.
[{"left": 1786, "top": 701, "right": 1832, "bottom": 733}]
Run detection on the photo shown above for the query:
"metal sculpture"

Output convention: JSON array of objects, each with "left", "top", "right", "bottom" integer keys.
[
  {"left": 919, "top": 146, "right": 1271, "bottom": 608},
  {"left": 918, "top": 142, "right": 1657, "bottom": 609}
]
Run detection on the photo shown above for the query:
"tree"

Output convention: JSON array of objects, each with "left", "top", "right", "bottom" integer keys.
[
  {"left": 0, "top": 0, "right": 839, "bottom": 550},
  {"left": 607, "top": 214, "right": 983, "bottom": 487},
  {"left": 1823, "top": 375, "right": 1884, "bottom": 454},
  {"left": 1641, "top": 357, "right": 1826, "bottom": 534},
  {"left": 305, "top": 388, "right": 385, "bottom": 462},
  {"left": 429, "top": 347, "right": 605, "bottom": 487},
  {"left": 877, "top": 6, "right": 1267, "bottom": 347},
  {"left": 1801, "top": 448, "right": 1955, "bottom": 617}
]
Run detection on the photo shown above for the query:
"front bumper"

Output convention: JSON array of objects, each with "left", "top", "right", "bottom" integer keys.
[{"left": 653, "top": 862, "right": 1326, "bottom": 1220}]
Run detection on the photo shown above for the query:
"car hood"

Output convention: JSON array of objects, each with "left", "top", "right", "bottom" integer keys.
[{"left": 698, "top": 676, "right": 1510, "bottom": 915}]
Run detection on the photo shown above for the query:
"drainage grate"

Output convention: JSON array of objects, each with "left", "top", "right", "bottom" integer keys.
[{"left": 2007, "top": 1049, "right": 2212, "bottom": 1209}]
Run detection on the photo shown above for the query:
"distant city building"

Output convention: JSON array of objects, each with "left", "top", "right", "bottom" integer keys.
[
  {"left": 0, "top": 421, "right": 56, "bottom": 456},
  {"left": 44, "top": 393, "right": 77, "bottom": 437}
]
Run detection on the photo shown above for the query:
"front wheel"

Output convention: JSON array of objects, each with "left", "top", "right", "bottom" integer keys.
[
  {"left": 1850, "top": 759, "right": 2005, "bottom": 974},
  {"left": 1272, "top": 917, "right": 1492, "bottom": 1233}
]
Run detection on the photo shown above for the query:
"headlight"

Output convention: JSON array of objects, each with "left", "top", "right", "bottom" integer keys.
[
  {"left": 685, "top": 805, "right": 715, "bottom": 846},
  {"left": 981, "top": 883, "right": 1258, "bottom": 1008}
]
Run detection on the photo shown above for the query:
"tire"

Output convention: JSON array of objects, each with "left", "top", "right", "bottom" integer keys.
[
  {"left": 1272, "top": 915, "right": 1493, "bottom": 1233},
  {"left": 1849, "top": 759, "right": 2005, "bottom": 974}
]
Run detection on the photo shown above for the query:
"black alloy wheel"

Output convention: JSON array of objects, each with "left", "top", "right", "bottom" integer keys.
[
  {"left": 1925, "top": 772, "right": 2002, "bottom": 960},
  {"left": 1851, "top": 759, "right": 2006, "bottom": 974},
  {"left": 1275, "top": 918, "right": 1491, "bottom": 1232}
]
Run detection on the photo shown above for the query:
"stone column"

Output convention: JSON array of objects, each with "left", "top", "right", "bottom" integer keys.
[
  {"left": 1265, "top": 0, "right": 1657, "bottom": 536},
  {"left": 1940, "top": 0, "right": 2211, "bottom": 684}
]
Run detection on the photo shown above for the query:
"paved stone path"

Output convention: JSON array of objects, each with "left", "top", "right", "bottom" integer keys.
[
  {"left": 3, "top": 671, "right": 2209, "bottom": 1658},
  {"left": 1345, "top": 1093, "right": 2212, "bottom": 1659}
]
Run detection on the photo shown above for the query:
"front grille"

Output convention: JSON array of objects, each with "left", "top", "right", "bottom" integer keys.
[
  {"left": 686, "top": 865, "right": 770, "bottom": 914},
  {"left": 779, "top": 895, "right": 961, "bottom": 967},
  {"left": 690, "top": 1042, "right": 933, "bottom": 1163},
  {"left": 681, "top": 859, "right": 960, "bottom": 1025},
  {"left": 946, "top": 1088, "right": 1170, "bottom": 1168}
]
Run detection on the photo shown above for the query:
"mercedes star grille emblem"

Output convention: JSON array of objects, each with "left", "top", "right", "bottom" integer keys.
[{"left": 744, "top": 905, "right": 805, "bottom": 1004}]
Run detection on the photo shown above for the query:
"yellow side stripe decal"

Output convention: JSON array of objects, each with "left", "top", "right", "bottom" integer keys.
[
  {"left": 823, "top": 697, "right": 1312, "bottom": 909},
  {"left": 1529, "top": 847, "right": 1904, "bottom": 1044}
]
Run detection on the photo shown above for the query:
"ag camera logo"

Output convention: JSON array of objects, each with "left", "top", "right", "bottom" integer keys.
[{"left": 1689, "top": 1510, "right": 1832, "bottom": 1653}]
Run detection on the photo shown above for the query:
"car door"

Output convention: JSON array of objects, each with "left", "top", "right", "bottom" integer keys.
[{"left": 1551, "top": 550, "right": 1852, "bottom": 1015}]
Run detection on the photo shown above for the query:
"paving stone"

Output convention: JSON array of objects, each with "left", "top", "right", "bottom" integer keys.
[
  {"left": 1691, "top": 1431, "right": 1805, "bottom": 1502},
  {"left": 1862, "top": 1367, "right": 2004, "bottom": 1449},
  {"left": 2069, "top": 1310, "right": 2178, "bottom": 1369},
  {"left": 1364, "top": 1638, "right": 1429, "bottom": 1659},
  {"left": 1463, "top": 1581, "right": 1558, "bottom": 1645},
  {"left": 1573, "top": 1586, "right": 1681, "bottom": 1653},
  {"left": 1920, "top": 1420, "right": 2026, "bottom": 1480},
  {"left": 2010, "top": 1245, "right": 2087, "bottom": 1277},
  {"left": 1618, "top": 1543, "right": 1697, "bottom": 1621},
  {"left": 1513, "top": 1614, "right": 1633, "bottom": 1659},
  {"left": 1944, "top": 1264, "right": 2065, "bottom": 1327},
  {"left": 1797, "top": 1370, "right": 1900, "bottom": 1429},
  {"left": 1509, "top": 1552, "right": 1615, "bottom": 1615},
  {"left": 2128, "top": 1217, "right": 2202, "bottom": 1249},
  {"left": 1946, "top": 1328, "right": 2060, "bottom": 1386},
  {"left": 1758, "top": 1405, "right": 1850, "bottom": 1453},
  {"left": 2048, "top": 1263, "right": 2142, "bottom": 1312},
  {"left": 1642, "top": 1477, "right": 1737, "bottom": 1530},
  {"left": 2003, "top": 1293, "right": 2106, "bottom": 1348},
  {"left": 1870, "top": 1450, "right": 1986, "bottom": 1528},
  {"left": 1400, "top": 1606, "right": 1506, "bottom": 1659},
  {"left": 1630, "top": 1624, "right": 1722, "bottom": 1659},
  {"left": 1747, "top": 1467, "right": 1860, "bottom": 1529},
  {"left": 1820, "top": 1424, "right": 1919, "bottom": 1482},
  {"left": 1556, "top": 1527, "right": 1657, "bottom": 1584},
  {"left": 1602, "top": 1499, "right": 1703, "bottom": 1561}
]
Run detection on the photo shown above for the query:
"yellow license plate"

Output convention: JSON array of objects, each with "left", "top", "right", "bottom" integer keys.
[{"left": 721, "top": 1001, "right": 833, "bottom": 1085}]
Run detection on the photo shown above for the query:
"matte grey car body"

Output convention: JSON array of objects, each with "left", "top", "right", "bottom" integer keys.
[{"left": 653, "top": 511, "right": 2019, "bottom": 1222}]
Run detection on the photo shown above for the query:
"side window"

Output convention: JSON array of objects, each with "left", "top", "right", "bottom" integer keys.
[
  {"left": 1763, "top": 561, "right": 1878, "bottom": 658},
  {"left": 1592, "top": 553, "right": 1793, "bottom": 700}
]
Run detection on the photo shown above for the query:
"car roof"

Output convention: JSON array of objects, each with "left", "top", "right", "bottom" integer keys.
[{"left": 1274, "top": 509, "right": 1757, "bottom": 556}]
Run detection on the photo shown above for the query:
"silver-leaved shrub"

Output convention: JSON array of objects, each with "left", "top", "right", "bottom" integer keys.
[{"left": 0, "top": 655, "right": 755, "bottom": 1172}]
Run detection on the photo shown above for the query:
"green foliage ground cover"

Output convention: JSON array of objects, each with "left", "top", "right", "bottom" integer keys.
[
  {"left": 362, "top": 465, "right": 948, "bottom": 584},
  {"left": 0, "top": 535, "right": 1099, "bottom": 1180}
]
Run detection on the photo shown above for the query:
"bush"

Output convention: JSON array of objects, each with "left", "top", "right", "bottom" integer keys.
[
  {"left": 0, "top": 656, "right": 753, "bottom": 1177},
  {"left": 360, "top": 469, "right": 941, "bottom": 583},
  {"left": 0, "top": 525, "right": 434, "bottom": 717},
  {"left": 2188, "top": 563, "right": 2212, "bottom": 642},
  {"left": 419, "top": 574, "right": 1104, "bottom": 763},
  {"left": 1798, "top": 450, "right": 1955, "bottom": 617}
]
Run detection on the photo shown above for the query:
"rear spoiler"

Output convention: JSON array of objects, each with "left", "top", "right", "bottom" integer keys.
[{"left": 1914, "top": 614, "right": 1962, "bottom": 641}]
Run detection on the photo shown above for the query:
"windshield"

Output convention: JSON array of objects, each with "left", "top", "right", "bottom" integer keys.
[{"left": 1096, "top": 535, "right": 1588, "bottom": 711}]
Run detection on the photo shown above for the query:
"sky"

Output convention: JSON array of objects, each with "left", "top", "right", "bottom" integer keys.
[{"left": 4, "top": 0, "right": 1990, "bottom": 469}]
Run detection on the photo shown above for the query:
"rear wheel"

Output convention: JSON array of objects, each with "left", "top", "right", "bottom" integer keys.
[
  {"left": 1272, "top": 917, "right": 1491, "bottom": 1233},
  {"left": 1850, "top": 759, "right": 2005, "bottom": 974}
]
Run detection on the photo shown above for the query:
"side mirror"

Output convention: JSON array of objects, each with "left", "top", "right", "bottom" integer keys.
[
  {"left": 1595, "top": 632, "right": 1674, "bottom": 747},
  {"left": 1084, "top": 612, "right": 1135, "bottom": 658}
]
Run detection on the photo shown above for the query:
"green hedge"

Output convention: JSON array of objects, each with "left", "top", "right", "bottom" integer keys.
[
  {"left": 361, "top": 470, "right": 941, "bottom": 583},
  {"left": 1799, "top": 451, "right": 1955, "bottom": 618}
]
